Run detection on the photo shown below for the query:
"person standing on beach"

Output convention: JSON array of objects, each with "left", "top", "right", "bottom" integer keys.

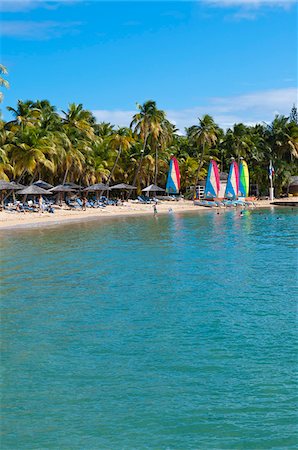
[
  {"left": 153, "top": 203, "right": 157, "bottom": 215},
  {"left": 38, "top": 195, "right": 44, "bottom": 213}
]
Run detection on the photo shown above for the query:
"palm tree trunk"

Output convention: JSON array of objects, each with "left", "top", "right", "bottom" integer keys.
[
  {"left": 154, "top": 144, "right": 158, "bottom": 185},
  {"left": 128, "top": 134, "right": 148, "bottom": 199},
  {"left": 63, "top": 166, "right": 69, "bottom": 184},
  {"left": 107, "top": 145, "right": 122, "bottom": 185},
  {"left": 193, "top": 144, "right": 206, "bottom": 200},
  {"left": 30, "top": 169, "right": 37, "bottom": 184},
  {"left": 17, "top": 170, "right": 25, "bottom": 183}
]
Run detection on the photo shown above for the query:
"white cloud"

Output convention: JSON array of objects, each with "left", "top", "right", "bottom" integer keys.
[
  {"left": 92, "top": 87, "right": 298, "bottom": 132},
  {"left": 0, "top": 20, "right": 82, "bottom": 39},
  {"left": 201, "top": 0, "right": 296, "bottom": 7},
  {"left": 93, "top": 110, "right": 136, "bottom": 127},
  {"left": 0, "top": 0, "right": 81, "bottom": 13},
  {"left": 2, "top": 0, "right": 295, "bottom": 13}
]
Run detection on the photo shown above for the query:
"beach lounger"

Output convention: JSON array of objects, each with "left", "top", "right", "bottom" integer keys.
[{"left": 138, "top": 196, "right": 151, "bottom": 204}]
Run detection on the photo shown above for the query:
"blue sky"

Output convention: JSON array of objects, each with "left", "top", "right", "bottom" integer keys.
[{"left": 0, "top": 0, "right": 297, "bottom": 130}]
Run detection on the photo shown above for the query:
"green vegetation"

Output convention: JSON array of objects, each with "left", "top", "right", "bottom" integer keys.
[{"left": 0, "top": 98, "right": 297, "bottom": 196}]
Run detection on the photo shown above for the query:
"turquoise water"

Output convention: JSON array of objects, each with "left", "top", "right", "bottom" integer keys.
[{"left": 1, "top": 208, "right": 297, "bottom": 449}]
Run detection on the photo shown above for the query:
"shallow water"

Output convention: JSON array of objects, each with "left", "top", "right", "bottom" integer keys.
[{"left": 1, "top": 208, "right": 297, "bottom": 449}]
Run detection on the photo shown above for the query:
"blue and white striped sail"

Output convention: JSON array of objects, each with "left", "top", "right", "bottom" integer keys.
[
  {"left": 205, "top": 160, "right": 220, "bottom": 199},
  {"left": 225, "top": 161, "right": 239, "bottom": 199}
]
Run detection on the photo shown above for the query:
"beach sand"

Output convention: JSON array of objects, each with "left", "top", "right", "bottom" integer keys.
[{"left": 0, "top": 198, "right": 296, "bottom": 230}]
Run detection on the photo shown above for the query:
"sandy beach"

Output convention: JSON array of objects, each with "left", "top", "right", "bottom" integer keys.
[{"left": 1, "top": 198, "right": 295, "bottom": 231}]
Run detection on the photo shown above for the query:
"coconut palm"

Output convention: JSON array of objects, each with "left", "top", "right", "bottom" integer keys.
[
  {"left": 8, "top": 127, "right": 56, "bottom": 182},
  {"left": 62, "top": 103, "right": 95, "bottom": 139},
  {"left": 130, "top": 101, "right": 172, "bottom": 191},
  {"left": 188, "top": 114, "right": 219, "bottom": 189},
  {"left": 60, "top": 104, "right": 97, "bottom": 183},
  {"left": 0, "top": 64, "right": 9, "bottom": 103},
  {"left": 106, "top": 127, "right": 134, "bottom": 184},
  {"left": 6, "top": 100, "right": 40, "bottom": 129}
]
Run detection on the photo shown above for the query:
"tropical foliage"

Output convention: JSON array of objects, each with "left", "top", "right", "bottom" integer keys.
[
  {"left": 0, "top": 99, "right": 297, "bottom": 195},
  {"left": 0, "top": 65, "right": 9, "bottom": 103}
]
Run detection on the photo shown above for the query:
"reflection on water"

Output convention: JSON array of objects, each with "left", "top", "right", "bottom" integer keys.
[{"left": 1, "top": 208, "right": 297, "bottom": 449}]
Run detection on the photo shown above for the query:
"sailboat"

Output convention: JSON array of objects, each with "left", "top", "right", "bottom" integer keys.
[
  {"left": 225, "top": 159, "right": 239, "bottom": 200},
  {"left": 239, "top": 158, "right": 249, "bottom": 197},
  {"left": 195, "top": 159, "right": 221, "bottom": 207},
  {"left": 166, "top": 156, "right": 180, "bottom": 194},
  {"left": 205, "top": 159, "right": 220, "bottom": 199}
]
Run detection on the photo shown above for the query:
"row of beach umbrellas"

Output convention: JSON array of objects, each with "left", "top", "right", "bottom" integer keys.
[{"left": 0, "top": 180, "right": 165, "bottom": 196}]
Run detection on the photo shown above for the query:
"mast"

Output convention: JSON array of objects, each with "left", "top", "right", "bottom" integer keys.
[{"left": 269, "top": 160, "right": 274, "bottom": 201}]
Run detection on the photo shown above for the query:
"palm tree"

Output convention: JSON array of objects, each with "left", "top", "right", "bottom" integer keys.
[
  {"left": 0, "top": 64, "right": 9, "bottom": 103},
  {"left": 130, "top": 101, "right": 170, "bottom": 192},
  {"left": 265, "top": 115, "right": 298, "bottom": 194},
  {"left": 6, "top": 100, "right": 40, "bottom": 129},
  {"left": 94, "top": 122, "right": 114, "bottom": 140},
  {"left": 62, "top": 103, "right": 95, "bottom": 139},
  {"left": 33, "top": 99, "right": 62, "bottom": 131},
  {"left": 61, "top": 104, "right": 96, "bottom": 183},
  {"left": 8, "top": 127, "right": 56, "bottom": 182},
  {"left": 106, "top": 127, "right": 134, "bottom": 184},
  {"left": 0, "top": 121, "right": 13, "bottom": 180},
  {"left": 188, "top": 114, "right": 219, "bottom": 189}
]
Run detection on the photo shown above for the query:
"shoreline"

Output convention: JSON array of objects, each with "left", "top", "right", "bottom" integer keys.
[{"left": 0, "top": 198, "right": 296, "bottom": 232}]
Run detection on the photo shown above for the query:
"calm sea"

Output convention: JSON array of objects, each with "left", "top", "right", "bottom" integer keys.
[{"left": 1, "top": 208, "right": 297, "bottom": 449}]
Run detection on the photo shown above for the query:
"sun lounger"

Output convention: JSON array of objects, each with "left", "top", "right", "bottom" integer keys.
[{"left": 138, "top": 196, "right": 151, "bottom": 204}]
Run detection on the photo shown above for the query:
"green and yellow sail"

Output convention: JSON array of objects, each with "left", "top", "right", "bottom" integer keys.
[{"left": 239, "top": 159, "right": 249, "bottom": 197}]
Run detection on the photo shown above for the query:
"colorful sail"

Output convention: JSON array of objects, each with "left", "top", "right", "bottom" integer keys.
[
  {"left": 205, "top": 160, "right": 220, "bottom": 198},
  {"left": 166, "top": 156, "right": 180, "bottom": 194},
  {"left": 225, "top": 160, "right": 239, "bottom": 199},
  {"left": 239, "top": 159, "right": 249, "bottom": 197}
]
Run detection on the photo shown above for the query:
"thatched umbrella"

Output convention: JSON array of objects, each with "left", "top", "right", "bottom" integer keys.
[
  {"left": 0, "top": 180, "right": 25, "bottom": 190},
  {"left": 64, "top": 182, "right": 81, "bottom": 189},
  {"left": 142, "top": 184, "right": 165, "bottom": 197},
  {"left": 84, "top": 183, "right": 111, "bottom": 201},
  {"left": 33, "top": 180, "right": 53, "bottom": 190},
  {"left": 84, "top": 183, "right": 111, "bottom": 192},
  {"left": 50, "top": 185, "right": 75, "bottom": 192},
  {"left": 17, "top": 185, "right": 51, "bottom": 210},
  {"left": 49, "top": 185, "right": 76, "bottom": 206},
  {"left": 110, "top": 183, "right": 137, "bottom": 200},
  {"left": 0, "top": 180, "right": 11, "bottom": 190},
  {"left": 18, "top": 185, "right": 50, "bottom": 195},
  {"left": 0, "top": 180, "right": 25, "bottom": 208},
  {"left": 110, "top": 183, "right": 137, "bottom": 190}
]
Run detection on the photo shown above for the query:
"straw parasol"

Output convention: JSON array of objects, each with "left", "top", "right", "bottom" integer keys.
[
  {"left": 33, "top": 180, "right": 53, "bottom": 190},
  {"left": 0, "top": 180, "right": 25, "bottom": 190},
  {"left": 84, "top": 183, "right": 111, "bottom": 192},
  {"left": 63, "top": 182, "right": 81, "bottom": 189},
  {"left": 0, "top": 181, "right": 26, "bottom": 208},
  {"left": 142, "top": 184, "right": 165, "bottom": 193},
  {"left": 49, "top": 184, "right": 76, "bottom": 206},
  {"left": 110, "top": 183, "right": 137, "bottom": 190},
  {"left": 49, "top": 185, "right": 76, "bottom": 193},
  {"left": 111, "top": 183, "right": 137, "bottom": 200},
  {"left": 18, "top": 185, "right": 51, "bottom": 195}
]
